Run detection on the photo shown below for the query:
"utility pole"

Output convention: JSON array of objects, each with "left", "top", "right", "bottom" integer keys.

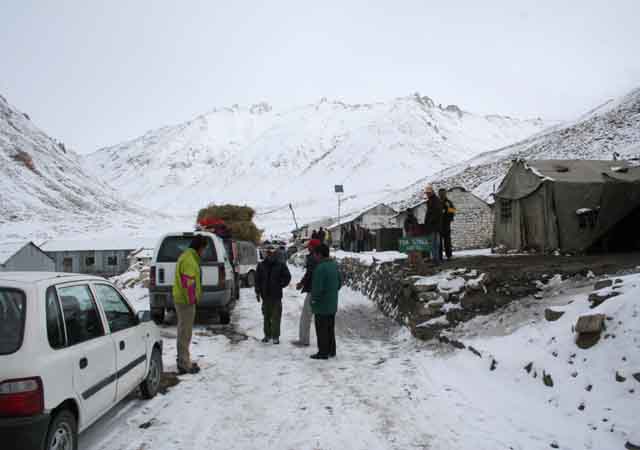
[{"left": 335, "top": 185, "right": 344, "bottom": 240}]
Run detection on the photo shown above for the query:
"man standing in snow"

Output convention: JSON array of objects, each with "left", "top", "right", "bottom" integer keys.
[
  {"left": 310, "top": 244, "right": 342, "bottom": 360},
  {"left": 292, "top": 239, "right": 321, "bottom": 347},
  {"left": 423, "top": 184, "right": 443, "bottom": 265},
  {"left": 255, "top": 245, "right": 292, "bottom": 344},
  {"left": 172, "top": 235, "right": 208, "bottom": 374},
  {"left": 439, "top": 188, "right": 456, "bottom": 260}
]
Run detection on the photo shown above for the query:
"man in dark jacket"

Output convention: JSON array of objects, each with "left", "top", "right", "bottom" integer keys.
[
  {"left": 423, "top": 184, "right": 443, "bottom": 265},
  {"left": 292, "top": 239, "right": 320, "bottom": 347},
  {"left": 310, "top": 244, "right": 342, "bottom": 360},
  {"left": 255, "top": 245, "right": 292, "bottom": 344},
  {"left": 439, "top": 188, "right": 456, "bottom": 260}
]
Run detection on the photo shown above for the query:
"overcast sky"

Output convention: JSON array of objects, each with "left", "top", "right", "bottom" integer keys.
[{"left": 1, "top": 0, "right": 639, "bottom": 153}]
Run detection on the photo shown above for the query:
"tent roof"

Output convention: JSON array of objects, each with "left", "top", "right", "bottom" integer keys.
[{"left": 525, "top": 160, "right": 640, "bottom": 183}]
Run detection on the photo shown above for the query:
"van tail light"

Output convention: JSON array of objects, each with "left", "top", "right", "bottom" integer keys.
[
  {"left": 149, "top": 266, "right": 156, "bottom": 288},
  {"left": 0, "top": 377, "right": 44, "bottom": 417},
  {"left": 218, "top": 265, "right": 226, "bottom": 288}
]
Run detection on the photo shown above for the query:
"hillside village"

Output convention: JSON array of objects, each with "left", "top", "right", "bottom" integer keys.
[{"left": 2, "top": 81, "right": 640, "bottom": 449}]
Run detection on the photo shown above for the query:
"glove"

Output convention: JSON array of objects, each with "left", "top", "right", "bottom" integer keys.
[{"left": 296, "top": 282, "right": 303, "bottom": 290}]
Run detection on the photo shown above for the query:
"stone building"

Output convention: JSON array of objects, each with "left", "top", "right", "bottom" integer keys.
[
  {"left": 328, "top": 203, "right": 398, "bottom": 244},
  {"left": 394, "top": 187, "right": 493, "bottom": 250},
  {"left": 0, "top": 241, "right": 55, "bottom": 272}
]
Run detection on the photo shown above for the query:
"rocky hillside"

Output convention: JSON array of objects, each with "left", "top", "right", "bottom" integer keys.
[
  {"left": 83, "top": 94, "right": 550, "bottom": 231},
  {"left": 391, "top": 87, "right": 640, "bottom": 208},
  {"left": 0, "top": 94, "right": 160, "bottom": 241}
]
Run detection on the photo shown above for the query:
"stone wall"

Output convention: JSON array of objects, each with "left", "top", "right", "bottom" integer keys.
[
  {"left": 338, "top": 257, "right": 502, "bottom": 341},
  {"left": 447, "top": 188, "right": 494, "bottom": 250}
]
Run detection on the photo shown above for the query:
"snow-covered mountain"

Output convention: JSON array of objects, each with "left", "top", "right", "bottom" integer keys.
[
  {"left": 0, "top": 94, "right": 180, "bottom": 242},
  {"left": 390, "top": 87, "right": 640, "bottom": 209},
  {"left": 83, "top": 95, "right": 549, "bottom": 231}
]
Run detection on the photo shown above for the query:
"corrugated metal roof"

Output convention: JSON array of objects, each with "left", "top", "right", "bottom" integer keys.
[
  {"left": 41, "top": 238, "right": 157, "bottom": 253},
  {"left": 0, "top": 241, "right": 29, "bottom": 265}
]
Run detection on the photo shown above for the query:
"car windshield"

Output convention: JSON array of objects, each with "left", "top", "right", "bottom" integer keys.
[
  {"left": 0, "top": 288, "right": 26, "bottom": 355},
  {"left": 157, "top": 236, "right": 218, "bottom": 263}
]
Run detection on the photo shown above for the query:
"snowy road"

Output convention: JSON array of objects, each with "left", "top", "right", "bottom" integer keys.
[{"left": 80, "top": 268, "right": 637, "bottom": 450}]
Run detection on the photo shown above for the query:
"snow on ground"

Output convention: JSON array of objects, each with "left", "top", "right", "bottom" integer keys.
[
  {"left": 333, "top": 250, "right": 407, "bottom": 266},
  {"left": 81, "top": 268, "right": 639, "bottom": 450}
]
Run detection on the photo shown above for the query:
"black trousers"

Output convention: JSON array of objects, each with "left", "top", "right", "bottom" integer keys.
[
  {"left": 440, "top": 224, "right": 452, "bottom": 259},
  {"left": 314, "top": 314, "right": 336, "bottom": 357}
]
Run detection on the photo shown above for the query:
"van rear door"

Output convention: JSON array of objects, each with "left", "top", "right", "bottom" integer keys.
[{"left": 154, "top": 234, "right": 220, "bottom": 289}]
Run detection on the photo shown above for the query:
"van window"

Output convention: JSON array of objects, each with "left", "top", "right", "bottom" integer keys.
[
  {"left": 58, "top": 285, "right": 105, "bottom": 346},
  {"left": 0, "top": 288, "right": 26, "bottom": 355},
  {"left": 46, "top": 287, "right": 66, "bottom": 349},
  {"left": 156, "top": 236, "right": 218, "bottom": 263}
]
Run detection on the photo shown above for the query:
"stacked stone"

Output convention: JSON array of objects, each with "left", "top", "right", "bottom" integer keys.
[{"left": 447, "top": 188, "right": 494, "bottom": 250}]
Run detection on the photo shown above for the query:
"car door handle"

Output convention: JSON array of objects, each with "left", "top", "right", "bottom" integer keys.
[
  {"left": 79, "top": 357, "right": 88, "bottom": 369},
  {"left": 119, "top": 341, "right": 126, "bottom": 351}
]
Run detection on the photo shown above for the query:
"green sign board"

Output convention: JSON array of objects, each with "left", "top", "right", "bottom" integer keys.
[{"left": 399, "top": 236, "right": 432, "bottom": 253}]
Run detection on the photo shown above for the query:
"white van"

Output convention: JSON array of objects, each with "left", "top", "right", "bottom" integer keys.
[
  {"left": 148, "top": 232, "right": 236, "bottom": 324},
  {"left": 0, "top": 272, "right": 162, "bottom": 450},
  {"left": 236, "top": 240, "right": 259, "bottom": 287}
]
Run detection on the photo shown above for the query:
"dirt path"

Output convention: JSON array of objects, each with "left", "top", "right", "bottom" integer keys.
[{"left": 79, "top": 268, "right": 630, "bottom": 450}]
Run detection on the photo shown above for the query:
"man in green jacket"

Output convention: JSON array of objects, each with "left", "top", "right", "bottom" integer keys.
[
  {"left": 172, "top": 235, "right": 207, "bottom": 374},
  {"left": 310, "top": 243, "right": 342, "bottom": 360}
]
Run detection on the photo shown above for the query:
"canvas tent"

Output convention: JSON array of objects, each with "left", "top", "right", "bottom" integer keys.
[{"left": 494, "top": 159, "right": 640, "bottom": 253}]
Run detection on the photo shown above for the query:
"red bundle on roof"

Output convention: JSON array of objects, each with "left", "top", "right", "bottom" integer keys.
[{"left": 198, "top": 217, "right": 225, "bottom": 228}]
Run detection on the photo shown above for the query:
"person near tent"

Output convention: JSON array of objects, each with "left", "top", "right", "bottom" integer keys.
[
  {"left": 318, "top": 227, "right": 326, "bottom": 244},
  {"left": 292, "top": 239, "right": 321, "bottom": 347},
  {"left": 310, "top": 243, "right": 342, "bottom": 360},
  {"left": 255, "top": 245, "right": 292, "bottom": 344},
  {"left": 341, "top": 225, "right": 350, "bottom": 251},
  {"left": 172, "top": 235, "right": 208, "bottom": 374},
  {"left": 439, "top": 188, "right": 456, "bottom": 260},
  {"left": 404, "top": 209, "right": 420, "bottom": 265},
  {"left": 423, "top": 184, "right": 443, "bottom": 265},
  {"left": 349, "top": 224, "right": 358, "bottom": 252},
  {"left": 356, "top": 224, "right": 365, "bottom": 253}
]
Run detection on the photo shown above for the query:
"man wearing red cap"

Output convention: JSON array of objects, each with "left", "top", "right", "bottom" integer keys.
[{"left": 292, "top": 238, "right": 321, "bottom": 346}]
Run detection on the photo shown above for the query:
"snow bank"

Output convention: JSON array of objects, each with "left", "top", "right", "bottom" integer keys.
[{"left": 334, "top": 250, "right": 407, "bottom": 266}]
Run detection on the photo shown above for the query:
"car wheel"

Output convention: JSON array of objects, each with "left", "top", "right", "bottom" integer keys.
[
  {"left": 140, "top": 348, "right": 163, "bottom": 399},
  {"left": 45, "top": 409, "right": 77, "bottom": 450},
  {"left": 219, "top": 310, "right": 231, "bottom": 325},
  {"left": 246, "top": 271, "right": 255, "bottom": 287},
  {"left": 151, "top": 308, "right": 165, "bottom": 325}
]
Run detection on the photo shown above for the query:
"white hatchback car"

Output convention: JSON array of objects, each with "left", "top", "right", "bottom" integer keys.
[{"left": 0, "top": 272, "right": 163, "bottom": 450}]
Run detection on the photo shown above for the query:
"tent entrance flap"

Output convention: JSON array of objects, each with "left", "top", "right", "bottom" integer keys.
[{"left": 588, "top": 180, "right": 640, "bottom": 253}]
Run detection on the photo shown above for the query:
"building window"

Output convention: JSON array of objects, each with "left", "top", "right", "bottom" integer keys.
[
  {"left": 107, "top": 256, "right": 118, "bottom": 266},
  {"left": 500, "top": 199, "right": 512, "bottom": 223},
  {"left": 578, "top": 209, "right": 598, "bottom": 229},
  {"left": 85, "top": 256, "right": 95, "bottom": 266},
  {"left": 63, "top": 257, "right": 73, "bottom": 272}
]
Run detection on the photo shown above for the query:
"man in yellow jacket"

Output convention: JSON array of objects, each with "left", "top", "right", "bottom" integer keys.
[{"left": 172, "top": 235, "right": 207, "bottom": 374}]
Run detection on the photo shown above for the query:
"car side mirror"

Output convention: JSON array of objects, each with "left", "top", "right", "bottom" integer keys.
[{"left": 136, "top": 310, "right": 151, "bottom": 323}]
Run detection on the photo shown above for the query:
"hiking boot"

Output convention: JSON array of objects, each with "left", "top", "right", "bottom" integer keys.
[
  {"left": 273, "top": 338, "right": 280, "bottom": 345},
  {"left": 310, "top": 353, "right": 329, "bottom": 360},
  {"left": 178, "top": 363, "right": 201, "bottom": 375},
  {"left": 329, "top": 353, "right": 336, "bottom": 358},
  {"left": 261, "top": 336, "right": 270, "bottom": 343}
]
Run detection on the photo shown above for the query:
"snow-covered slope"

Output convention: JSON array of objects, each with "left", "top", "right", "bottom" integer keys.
[
  {"left": 83, "top": 95, "right": 549, "bottom": 231},
  {"left": 390, "top": 87, "right": 640, "bottom": 208},
  {"left": 0, "top": 94, "right": 181, "bottom": 242}
]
